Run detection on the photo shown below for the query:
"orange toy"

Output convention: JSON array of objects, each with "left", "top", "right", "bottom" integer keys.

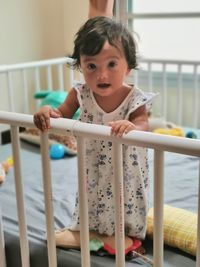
[{"left": 0, "top": 157, "right": 13, "bottom": 184}]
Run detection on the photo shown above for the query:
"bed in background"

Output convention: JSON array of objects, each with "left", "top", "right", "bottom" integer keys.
[{"left": 0, "top": 57, "right": 200, "bottom": 267}]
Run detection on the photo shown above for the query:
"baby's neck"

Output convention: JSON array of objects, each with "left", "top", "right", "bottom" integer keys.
[{"left": 93, "top": 85, "right": 132, "bottom": 113}]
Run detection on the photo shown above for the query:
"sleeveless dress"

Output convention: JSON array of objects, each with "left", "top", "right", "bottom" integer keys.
[{"left": 69, "top": 83, "right": 154, "bottom": 239}]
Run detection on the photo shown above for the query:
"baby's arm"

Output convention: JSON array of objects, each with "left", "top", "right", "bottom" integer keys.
[
  {"left": 109, "top": 105, "right": 149, "bottom": 137},
  {"left": 88, "top": 0, "right": 114, "bottom": 18},
  {"left": 33, "top": 88, "right": 79, "bottom": 131}
]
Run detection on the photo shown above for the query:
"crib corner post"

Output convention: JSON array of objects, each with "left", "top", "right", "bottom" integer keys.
[
  {"left": 0, "top": 206, "right": 6, "bottom": 267},
  {"left": 196, "top": 158, "right": 200, "bottom": 267}
]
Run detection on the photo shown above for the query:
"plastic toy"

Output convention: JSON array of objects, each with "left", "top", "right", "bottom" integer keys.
[
  {"left": 185, "top": 131, "right": 197, "bottom": 139},
  {"left": 55, "top": 230, "right": 136, "bottom": 255},
  {"left": 55, "top": 229, "right": 152, "bottom": 264},
  {"left": 50, "top": 144, "right": 65, "bottom": 159},
  {"left": 0, "top": 157, "right": 13, "bottom": 184}
]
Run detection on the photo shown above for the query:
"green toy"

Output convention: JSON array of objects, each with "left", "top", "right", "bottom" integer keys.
[{"left": 34, "top": 90, "right": 80, "bottom": 120}]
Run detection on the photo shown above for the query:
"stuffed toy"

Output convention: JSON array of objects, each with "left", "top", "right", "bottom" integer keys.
[{"left": 34, "top": 90, "right": 80, "bottom": 120}]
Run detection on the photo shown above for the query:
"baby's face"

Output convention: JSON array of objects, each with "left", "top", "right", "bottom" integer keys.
[{"left": 80, "top": 41, "right": 130, "bottom": 97}]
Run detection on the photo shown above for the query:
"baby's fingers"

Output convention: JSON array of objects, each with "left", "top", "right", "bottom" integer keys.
[
  {"left": 114, "top": 124, "right": 129, "bottom": 137},
  {"left": 50, "top": 108, "right": 62, "bottom": 118},
  {"left": 109, "top": 121, "right": 135, "bottom": 137},
  {"left": 34, "top": 113, "right": 50, "bottom": 131},
  {"left": 109, "top": 121, "right": 124, "bottom": 136}
]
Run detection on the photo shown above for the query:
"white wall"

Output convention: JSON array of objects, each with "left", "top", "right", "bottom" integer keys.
[
  {"left": 0, "top": 0, "right": 88, "bottom": 132},
  {"left": 63, "top": 0, "right": 88, "bottom": 56},
  {"left": 0, "top": 0, "right": 88, "bottom": 64}
]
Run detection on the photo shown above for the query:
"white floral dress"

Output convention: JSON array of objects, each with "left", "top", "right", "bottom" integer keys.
[{"left": 69, "top": 83, "right": 154, "bottom": 239}]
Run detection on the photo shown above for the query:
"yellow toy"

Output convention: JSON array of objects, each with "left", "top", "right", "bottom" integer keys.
[
  {"left": 153, "top": 127, "right": 184, "bottom": 137},
  {"left": 0, "top": 157, "right": 13, "bottom": 184}
]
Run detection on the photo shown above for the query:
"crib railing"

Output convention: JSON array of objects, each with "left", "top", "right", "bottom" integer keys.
[
  {"left": 0, "top": 111, "right": 200, "bottom": 267},
  {"left": 0, "top": 57, "right": 200, "bottom": 128},
  {"left": 135, "top": 58, "right": 200, "bottom": 128},
  {"left": 0, "top": 57, "right": 75, "bottom": 114}
]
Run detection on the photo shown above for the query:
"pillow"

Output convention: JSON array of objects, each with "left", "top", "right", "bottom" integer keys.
[
  {"left": 19, "top": 128, "right": 77, "bottom": 156},
  {"left": 147, "top": 205, "right": 197, "bottom": 256}
]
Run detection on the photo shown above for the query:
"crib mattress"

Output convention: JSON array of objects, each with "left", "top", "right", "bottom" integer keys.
[{"left": 0, "top": 141, "right": 197, "bottom": 267}]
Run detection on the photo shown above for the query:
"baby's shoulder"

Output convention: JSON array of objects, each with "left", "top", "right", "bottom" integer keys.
[
  {"left": 73, "top": 82, "right": 89, "bottom": 93},
  {"left": 127, "top": 85, "right": 145, "bottom": 100}
]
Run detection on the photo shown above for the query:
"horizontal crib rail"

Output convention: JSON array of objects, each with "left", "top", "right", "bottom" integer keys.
[
  {"left": 0, "top": 111, "right": 200, "bottom": 157},
  {"left": 0, "top": 111, "right": 200, "bottom": 267},
  {"left": 0, "top": 57, "right": 74, "bottom": 73},
  {"left": 139, "top": 58, "right": 200, "bottom": 66}
]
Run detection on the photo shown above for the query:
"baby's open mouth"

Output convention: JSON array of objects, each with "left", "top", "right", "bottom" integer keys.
[{"left": 97, "top": 83, "right": 111, "bottom": 89}]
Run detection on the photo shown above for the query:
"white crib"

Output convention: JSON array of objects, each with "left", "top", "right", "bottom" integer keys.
[{"left": 0, "top": 57, "right": 200, "bottom": 267}]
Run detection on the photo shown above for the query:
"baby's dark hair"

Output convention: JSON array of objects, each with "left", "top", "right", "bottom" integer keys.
[{"left": 69, "top": 16, "right": 138, "bottom": 70}]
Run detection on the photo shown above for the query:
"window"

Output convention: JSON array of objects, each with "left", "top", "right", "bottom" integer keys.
[{"left": 115, "top": 0, "right": 200, "bottom": 61}]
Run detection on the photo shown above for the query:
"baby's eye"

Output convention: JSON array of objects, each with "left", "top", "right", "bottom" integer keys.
[
  {"left": 87, "top": 63, "right": 96, "bottom": 70},
  {"left": 108, "top": 61, "right": 117, "bottom": 68}
]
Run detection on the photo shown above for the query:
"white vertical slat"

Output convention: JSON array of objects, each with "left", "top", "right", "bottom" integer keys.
[
  {"left": 34, "top": 67, "right": 41, "bottom": 110},
  {"left": 153, "top": 150, "right": 164, "bottom": 267},
  {"left": 162, "top": 64, "right": 167, "bottom": 120},
  {"left": 112, "top": 142, "right": 125, "bottom": 267},
  {"left": 10, "top": 126, "right": 30, "bottom": 267},
  {"left": 69, "top": 68, "right": 74, "bottom": 88},
  {"left": 47, "top": 66, "right": 53, "bottom": 90},
  {"left": 196, "top": 159, "right": 200, "bottom": 267},
  {"left": 193, "top": 65, "right": 198, "bottom": 129},
  {"left": 114, "top": 0, "right": 120, "bottom": 20},
  {"left": 78, "top": 72, "right": 85, "bottom": 84},
  {"left": 177, "top": 64, "right": 183, "bottom": 125},
  {"left": 57, "top": 64, "right": 64, "bottom": 90},
  {"left": 6, "top": 72, "right": 15, "bottom": 112},
  {"left": 76, "top": 136, "right": 90, "bottom": 267},
  {"left": 148, "top": 62, "right": 153, "bottom": 92},
  {"left": 118, "top": 0, "right": 126, "bottom": 24},
  {"left": 34, "top": 67, "right": 41, "bottom": 92},
  {"left": 40, "top": 132, "right": 57, "bottom": 267},
  {"left": 133, "top": 70, "right": 138, "bottom": 87},
  {"left": 0, "top": 206, "right": 6, "bottom": 267},
  {"left": 21, "top": 69, "right": 29, "bottom": 114}
]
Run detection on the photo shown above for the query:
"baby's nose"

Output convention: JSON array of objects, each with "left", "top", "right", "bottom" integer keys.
[{"left": 97, "top": 68, "right": 108, "bottom": 81}]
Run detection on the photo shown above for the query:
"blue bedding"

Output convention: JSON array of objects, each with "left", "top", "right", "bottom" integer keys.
[{"left": 0, "top": 140, "right": 198, "bottom": 267}]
